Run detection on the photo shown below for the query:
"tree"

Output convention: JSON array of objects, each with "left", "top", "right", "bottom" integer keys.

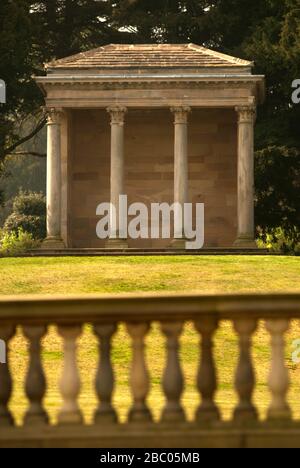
[
  {"left": 0, "top": 1, "right": 41, "bottom": 161},
  {"left": 0, "top": 0, "right": 125, "bottom": 164},
  {"left": 0, "top": 0, "right": 123, "bottom": 204},
  {"left": 255, "top": 146, "right": 300, "bottom": 246},
  {"left": 29, "top": 0, "right": 115, "bottom": 62},
  {"left": 109, "top": 0, "right": 212, "bottom": 44},
  {"left": 241, "top": 1, "right": 300, "bottom": 244},
  {"left": 108, "top": 0, "right": 278, "bottom": 51}
]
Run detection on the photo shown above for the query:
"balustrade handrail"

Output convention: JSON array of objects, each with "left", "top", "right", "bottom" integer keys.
[{"left": 0, "top": 292, "right": 299, "bottom": 324}]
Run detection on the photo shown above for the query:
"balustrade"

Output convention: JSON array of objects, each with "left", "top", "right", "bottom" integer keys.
[{"left": 0, "top": 294, "right": 298, "bottom": 447}]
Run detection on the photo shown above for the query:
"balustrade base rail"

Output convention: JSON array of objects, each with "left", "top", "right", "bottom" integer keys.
[{"left": 1, "top": 423, "right": 300, "bottom": 448}]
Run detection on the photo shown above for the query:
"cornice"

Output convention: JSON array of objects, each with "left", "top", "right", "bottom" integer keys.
[
  {"left": 37, "top": 79, "right": 263, "bottom": 92},
  {"left": 36, "top": 75, "right": 264, "bottom": 86}
]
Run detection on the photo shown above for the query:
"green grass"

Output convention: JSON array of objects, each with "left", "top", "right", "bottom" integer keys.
[
  {"left": 1, "top": 255, "right": 300, "bottom": 295},
  {"left": 1, "top": 255, "right": 300, "bottom": 425}
]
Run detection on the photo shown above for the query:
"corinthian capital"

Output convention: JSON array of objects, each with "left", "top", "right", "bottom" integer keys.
[
  {"left": 235, "top": 105, "right": 256, "bottom": 124},
  {"left": 107, "top": 107, "right": 127, "bottom": 125},
  {"left": 45, "top": 107, "right": 64, "bottom": 125},
  {"left": 171, "top": 106, "right": 191, "bottom": 124}
]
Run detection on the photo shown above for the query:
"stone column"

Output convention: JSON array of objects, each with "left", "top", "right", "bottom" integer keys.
[
  {"left": 234, "top": 105, "right": 256, "bottom": 248},
  {"left": 106, "top": 107, "right": 128, "bottom": 249},
  {"left": 42, "top": 108, "right": 65, "bottom": 249},
  {"left": 171, "top": 107, "right": 191, "bottom": 249}
]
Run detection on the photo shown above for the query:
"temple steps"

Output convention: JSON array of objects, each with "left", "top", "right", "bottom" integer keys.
[{"left": 20, "top": 248, "right": 271, "bottom": 257}]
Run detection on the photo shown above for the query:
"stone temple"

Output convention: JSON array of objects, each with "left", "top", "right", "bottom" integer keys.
[{"left": 35, "top": 43, "right": 265, "bottom": 250}]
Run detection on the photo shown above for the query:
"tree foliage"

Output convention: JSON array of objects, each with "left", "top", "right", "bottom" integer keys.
[
  {"left": 0, "top": 1, "right": 40, "bottom": 161},
  {"left": 255, "top": 147, "right": 300, "bottom": 245}
]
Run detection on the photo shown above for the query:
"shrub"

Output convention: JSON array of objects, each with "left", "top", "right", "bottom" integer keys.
[
  {"left": 12, "top": 191, "right": 46, "bottom": 217},
  {"left": 4, "top": 191, "right": 46, "bottom": 240},
  {"left": 0, "top": 228, "right": 40, "bottom": 257},
  {"left": 257, "top": 227, "right": 300, "bottom": 254}
]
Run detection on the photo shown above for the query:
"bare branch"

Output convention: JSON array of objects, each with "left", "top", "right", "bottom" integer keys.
[
  {"left": 12, "top": 151, "right": 46, "bottom": 158},
  {"left": 3, "top": 117, "right": 47, "bottom": 158}
]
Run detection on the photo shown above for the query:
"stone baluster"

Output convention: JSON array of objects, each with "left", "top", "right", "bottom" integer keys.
[
  {"left": 94, "top": 324, "right": 117, "bottom": 423},
  {"left": 233, "top": 318, "right": 257, "bottom": 422},
  {"left": 195, "top": 317, "right": 220, "bottom": 422},
  {"left": 127, "top": 323, "right": 152, "bottom": 422},
  {"left": 58, "top": 325, "right": 82, "bottom": 424},
  {"left": 23, "top": 325, "right": 48, "bottom": 425},
  {"left": 161, "top": 322, "right": 185, "bottom": 422},
  {"left": 0, "top": 326, "right": 15, "bottom": 426},
  {"left": 266, "top": 319, "right": 291, "bottom": 420}
]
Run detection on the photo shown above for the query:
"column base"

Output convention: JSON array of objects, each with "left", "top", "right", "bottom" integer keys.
[
  {"left": 41, "top": 237, "right": 66, "bottom": 250},
  {"left": 105, "top": 238, "right": 128, "bottom": 249},
  {"left": 233, "top": 235, "right": 257, "bottom": 249},
  {"left": 170, "top": 238, "right": 186, "bottom": 250}
]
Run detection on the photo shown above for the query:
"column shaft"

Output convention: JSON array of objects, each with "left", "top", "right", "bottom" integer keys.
[
  {"left": 234, "top": 105, "right": 256, "bottom": 248},
  {"left": 42, "top": 108, "right": 65, "bottom": 249},
  {"left": 171, "top": 107, "right": 191, "bottom": 249},
  {"left": 106, "top": 107, "right": 128, "bottom": 248}
]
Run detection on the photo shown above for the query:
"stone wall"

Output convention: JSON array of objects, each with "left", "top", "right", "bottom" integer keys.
[{"left": 69, "top": 108, "right": 237, "bottom": 248}]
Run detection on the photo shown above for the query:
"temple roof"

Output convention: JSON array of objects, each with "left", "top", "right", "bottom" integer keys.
[{"left": 46, "top": 43, "right": 253, "bottom": 71}]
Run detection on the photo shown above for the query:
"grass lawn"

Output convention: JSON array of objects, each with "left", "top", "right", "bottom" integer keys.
[{"left": 1, "top": 255, "right": 300, "bottom": 425}]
